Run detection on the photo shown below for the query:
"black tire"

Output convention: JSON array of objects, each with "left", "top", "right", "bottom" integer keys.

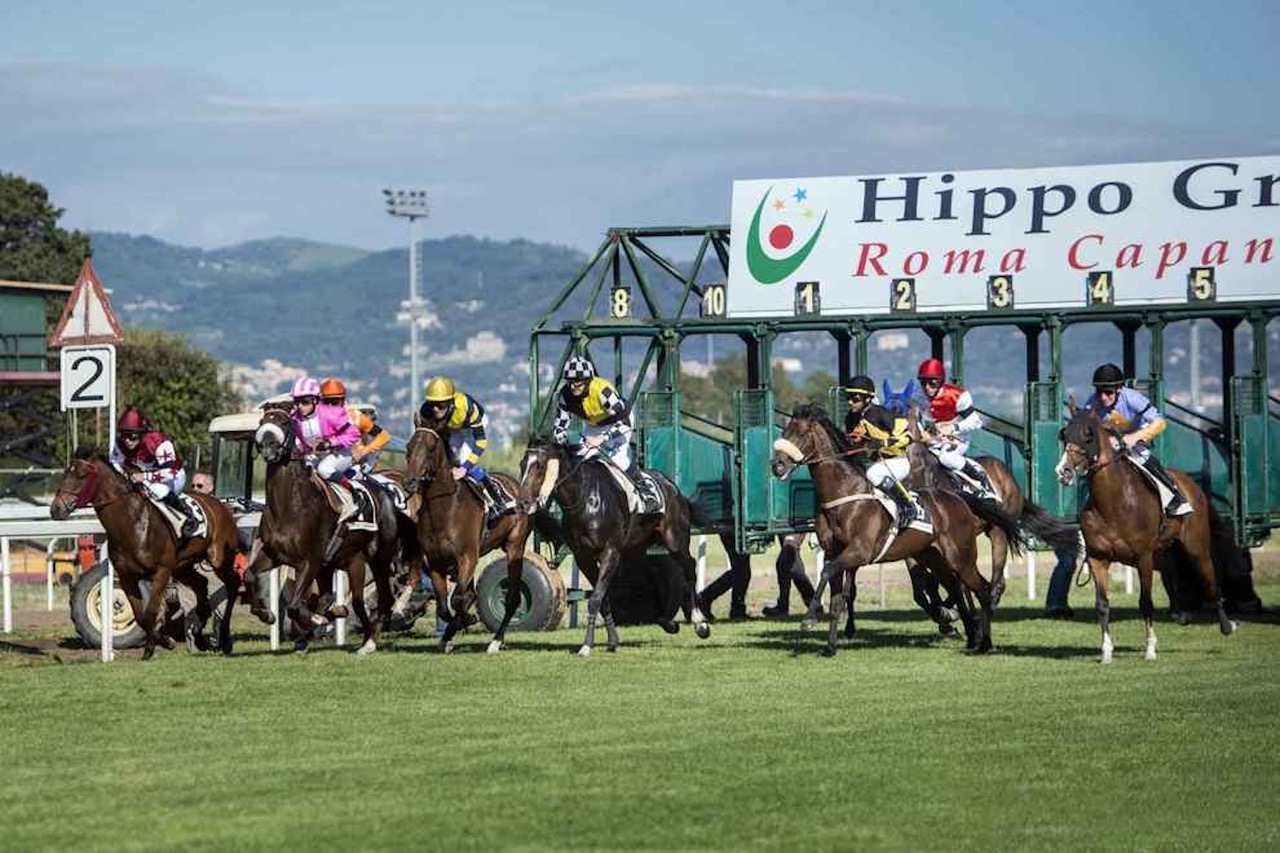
[
  {"left": 475, "top": 554, "right": 566, "bottom": 633},
  {"left": 69, "top": 561, "right": 157, "bottom": 649}
]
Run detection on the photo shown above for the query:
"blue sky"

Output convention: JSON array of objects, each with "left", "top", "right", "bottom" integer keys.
[{"left": 3, "top": 0, "right": 1277, "bottom": 252}]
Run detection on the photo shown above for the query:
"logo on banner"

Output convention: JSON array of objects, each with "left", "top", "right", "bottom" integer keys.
[{"left": 745, "top": 185, "right": 828, "bottom": 285}]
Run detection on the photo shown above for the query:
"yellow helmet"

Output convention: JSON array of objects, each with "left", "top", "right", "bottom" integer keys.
[{"left": 424, "top": 376, "right": 455, "bottom": 402}]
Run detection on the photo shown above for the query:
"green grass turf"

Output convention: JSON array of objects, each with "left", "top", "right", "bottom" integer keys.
[{"left": 1, "top": 581, "right": 1277, "bottom": 852}]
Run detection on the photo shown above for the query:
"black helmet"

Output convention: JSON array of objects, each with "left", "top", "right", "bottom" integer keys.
[
  {"left": 844, "top": 375, "right": 876, "bottom": 399},
  {"left": 1092, "top": 363, "right": 1125, "bottom": 388}
]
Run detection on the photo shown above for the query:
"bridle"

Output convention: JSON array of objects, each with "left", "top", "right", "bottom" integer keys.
[
  {"left": 518, "top": 444, "right": 588, "bottom": 513},
  {"left": 255, "top": 409, "right": 299, "bottom": 464},
  {"left": 404, "top": 427, "right": 454, "bottom": 496},
  {"left": 53, "top": 457, "right": 127, "bottom": 514}
]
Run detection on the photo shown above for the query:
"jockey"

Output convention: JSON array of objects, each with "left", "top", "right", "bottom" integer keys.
[
  {"left": 843, "top": 375, "right": 925, "bottom": 527},
  {"left": 553, "top": 356, "right": 660, "bottom": 513},
  {"left": 916, "top": 357, "right": 998, "bottom": 502},
  {"left": 110, "top": 406, "right": 198, "bottom": 537},
  {"left": 417, "top": 375, "right": 513, "bottom": 514},
  {"left": 319, "top": 377, "right": 390, "bottom": 474},
  {"left": 289, "top": 375, "right": 362, "bottom": 488},
  {"left": 1084, "top": 363, "right": 1192, "bottom": 516}
]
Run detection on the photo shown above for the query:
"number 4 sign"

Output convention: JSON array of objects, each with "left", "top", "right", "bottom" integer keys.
[{"left": 60, "top": 345, "right": 116, "bottom": 411}]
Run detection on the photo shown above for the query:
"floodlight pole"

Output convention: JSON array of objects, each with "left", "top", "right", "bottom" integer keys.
[{"left": 384, "top": 189, "right": 430, "bottom": 433}]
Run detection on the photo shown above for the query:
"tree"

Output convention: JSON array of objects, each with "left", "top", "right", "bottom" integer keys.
[{"left": 0, "top": 172, "right": 91, "bottom": 285}]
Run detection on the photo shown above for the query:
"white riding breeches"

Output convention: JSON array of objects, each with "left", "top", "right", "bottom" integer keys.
[
  {"left": 866, "top": 455, "right": 910, "bottom": 485},
  {"left": 141, "top": 469, "right": 186, "bottom": 500},
  {"left": 582, "top": 421, "right": 633, "bottom": 471},
  {"left": 313, "top": 449, "right": 353, "bottom": 480},
  {"left": 928, "top": 440, "right": 971, "bottom": 471}
]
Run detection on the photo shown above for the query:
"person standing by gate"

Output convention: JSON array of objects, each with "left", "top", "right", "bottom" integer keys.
[{"left": 915, "top": 358, "right": 999, "bottom": 503}]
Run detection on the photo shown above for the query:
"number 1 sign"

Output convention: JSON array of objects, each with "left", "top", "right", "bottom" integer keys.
[{"left": 60, "top": 345, "right": 116, "bottom": 411}]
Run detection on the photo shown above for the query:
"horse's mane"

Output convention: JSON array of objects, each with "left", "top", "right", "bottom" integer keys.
[
  {"left": 792, "top": 404, "right": 864, "bottom": 471},
  {"left": 73, "top": 445, "right": 129, "bottom": 483}
]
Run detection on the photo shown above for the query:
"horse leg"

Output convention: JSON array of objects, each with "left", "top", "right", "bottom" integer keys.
[
  {"left": 208, "top": 555, "right": 241, "bottom": 655},
  {"left": 1088, "top": 557, "right": 1115, "bottom": 663},
  {"left": 675, "top": 551, "right": 711, "bottom": 640},
  {"left": 580, "top": 546, "right": 620, "bottom": 657},
  {"left": 1136, "top": 553, "right": 1159, "bottom": 661},
  {"left": 988, "top": 529, "right": 1009, "bottom": 607},
  {"left": 431, "top": 566, "right": 460, "bottom": 653},
  {"left": 178, "top": 567, "right": 212, "bottom": 653},
  {"left": 937, "top": 536, "right": 993, "bottom": 653},
  {"left": 917, "top": 550, "right": 972, "bottom": 645},
  {"left": 140, "top": 569, "right": 177, "bottom": 659},
  {"left": 117, "top": 573, "right": 151, "bottom": 660},
  {"left": 286, "top": 560, "right": 322, "bottom": 655},
  {"left": 908, "top": 559, "right": 955, "bottom": 634},
  {"left": 1182, "top": 525, "right": 1239, "bottom": 637},
  {"left": 488, "top": 546, "right": 524, "bottom": 654},
  {"left": 822, "top": 569, "right": 854, "bottom": 657},
  {"left": 844, "top": 571, "right": 857, "bottom": 639},
  {"left": 802, "top": 554, "right": 840, "bottom": 631},
  {"left": 391, "top": 558, "right": 424, "bottom": 619},
  {"left": 345, "top": 553, "right": 378, "bottom": 656},
  {"left": 444, "top": 555, "right": 480, "bottom": 654}
]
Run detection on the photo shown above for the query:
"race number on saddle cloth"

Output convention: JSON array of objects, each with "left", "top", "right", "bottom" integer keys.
[
  {"left": 289, "top": 376, "right": 373, "bottom": 528},
  {"left": 843, "top": 375, "right": 932, "bottom": 533},
  {"left": 916, "top": 358, "right": 998, "bottom": 503},
  {"left": 110, "top": 406, "right": 203, "bottom": 539},
  {"left": 418, "top": 376, "right": 515, "bottom": 516},
  {"left": 553, "top": 356, "right": 662, "bottom": 515},
  {"left": 1081, "top": 362, "right": 1192, "bottom": 517}
]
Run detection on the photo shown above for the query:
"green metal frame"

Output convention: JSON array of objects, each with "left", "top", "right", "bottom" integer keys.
[{"left": 529, "top": 225, "right": 1280, "bottom": 548}]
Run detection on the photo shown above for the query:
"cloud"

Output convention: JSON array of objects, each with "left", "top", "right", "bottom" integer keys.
[
  {"left": 420, "top": 331, "right": 507, "bottom": 369},
  {"left": 1, "top": 60, "right": 1271, "bottom": 252}
]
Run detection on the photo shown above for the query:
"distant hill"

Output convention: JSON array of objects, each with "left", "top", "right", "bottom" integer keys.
[{"left": 88, "top": 231, "right": 1276, "bottom": 443}]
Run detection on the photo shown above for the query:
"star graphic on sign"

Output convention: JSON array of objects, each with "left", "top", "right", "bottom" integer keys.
[
  {"left": 793, "top": 188, "right": 807, "bottom": 203},
  {"left": 772, "top": 198, "right": 786, "bottom": 211}
]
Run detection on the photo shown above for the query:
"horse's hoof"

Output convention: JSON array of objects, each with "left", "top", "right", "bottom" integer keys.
[
  {"left": 990, "top": 582, "right": 1006, "bottom": 607},
  {"left": 820, "top": 645, "right": 837, "bottom": 658},
  {"left": 142, "top": 646, "right": 155, "bottom": 661},
  {"left": 251, "top": 607, "right": 276, "bottom": 626},
  {"left": 1144, "top": 649, "right": 1157, "bottom": 662},
  {"left": 356, "top": 640, "right": 377, "bottom": 656},
  {"left": 158, "top": 634, "right": 176, "bottom": 650},
  {"left": 577, "top": 645, "right": 592, "bottom": 658},
  {"left": 694, "top": 622, "right": 711, "bottom": 640},
  {"left": 220, "top": 641, "right": 234, "bottom": 657},
  {"left": 293, "top": 640, "right": 309, "bottom": 656},
  {"left": 486, "top": 640, "right": 503, "bottom": 654},
  {"left": 938, "top": 622, "right": 956, "bottom": 637},
  {"left": 326, "top": 604, "right": 349, "bottom": 620},
  {"left": 800, "top": 619, "right": 816, "bottom": 632},
  {"left": 659, "top": 619, "right": 680, "bottom": 635},
  {"left": 1222, "top": 620, "right": 1239, "bottom": 636}
]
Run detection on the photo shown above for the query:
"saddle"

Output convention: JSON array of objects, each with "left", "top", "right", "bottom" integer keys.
[
  {"left": 311, "top": 473, "right": 378, "bottom": 532},
  {"left": 151, "top": 493, "right": 208, "bottom": 540},
  {"left": 1121, "top": 455, "right": 1185, "bottom": 514},
  {"left": 595, "top": 462, "right": 665, "bottom": 515},
  {"left": 463, "top": 477, "right": 515, "bottom": 523},
  {"left": 365, "top": 471, "right": 411, "bottom": 518},
  {"left": 821, "top": 490, "right": 933, "bottom": 536}
]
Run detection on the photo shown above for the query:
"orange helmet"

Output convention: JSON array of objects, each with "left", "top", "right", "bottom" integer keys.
[
  {"left": 917, "top": 358, "right": 946, "bottom": 381},
  {"left": 319, "top": 378, "right": 347, "bottom": 400}
]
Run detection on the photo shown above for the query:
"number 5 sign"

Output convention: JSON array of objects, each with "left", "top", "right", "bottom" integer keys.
[{"left": 60, "top": 345, "right": 116, "bottom": 411}]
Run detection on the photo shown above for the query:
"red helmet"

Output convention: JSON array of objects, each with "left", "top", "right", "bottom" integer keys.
[
  {"left": 917, "top": 358, "right": 946, "bottom": 381},
  {"left": 117, "top": 407, "right": 149, "bottom": 435}
]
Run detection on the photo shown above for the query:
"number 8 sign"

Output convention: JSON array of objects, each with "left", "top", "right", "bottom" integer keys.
[{"left": 60, "top": 345, "right": 116, "bottom": 411}]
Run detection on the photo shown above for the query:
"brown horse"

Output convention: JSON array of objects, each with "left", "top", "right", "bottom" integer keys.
[
  {"left": 770, "top": 405, "right": 1009, "bottom": 656},
  {"left": 1057, "top": 403, "right": 1237, "bottom": 662},
  {"left": 254, "top": 406, "right": 404, "bottom": 655},
  {"left": 515, "top": 437, "right": 711, "bottom": 656},
  {"left": 50, "top": 448, "right": 243, "bottom": 659},
  {"left": 403, "top": 426, "right": 532, "bottom": 653}
]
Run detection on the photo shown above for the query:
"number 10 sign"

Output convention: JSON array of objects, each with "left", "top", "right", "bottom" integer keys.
[{"left": 60, "top": 345, "right": 116, "bottom": 411}]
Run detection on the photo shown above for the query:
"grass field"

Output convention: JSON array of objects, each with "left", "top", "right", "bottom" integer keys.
[{"left": 1, "top": 572, "right": 1278, "bottom": 852}]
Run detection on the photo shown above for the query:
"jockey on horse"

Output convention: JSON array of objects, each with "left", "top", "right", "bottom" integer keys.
[
  {"left": 111, "top": 406, "right": 199, "bottom": 538},
  {"left": 843, "top": 375, "right": 929, "bottom": 531},
  {"left": 320, "top": 377, "right": 391, "bottom": 474},
  {"left": 915, "top": 357, "right": 999, "bottom": 504},
  {"left": 418, "top": 375, "right": 515, "bottom": 517},
  {"left": 553, "top": 356, "right": 661, "bottom": 514},
  {"left": 1074, "top": 362, "right": 1192, "bottom": 517},
  {"left": 289, "top": 376, "right": 370, "bottom": 556}
]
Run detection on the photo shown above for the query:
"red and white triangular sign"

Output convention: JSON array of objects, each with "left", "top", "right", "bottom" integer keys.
[{"left": 49, "top": 258, "right": 125, "bottom": 347}]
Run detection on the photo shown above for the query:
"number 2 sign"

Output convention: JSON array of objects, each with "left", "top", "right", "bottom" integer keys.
[{"left": 60, "top": 345, "right": 116, "bottom": 411}]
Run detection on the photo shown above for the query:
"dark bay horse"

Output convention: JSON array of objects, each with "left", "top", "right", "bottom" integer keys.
[
  {"left": 771, "top": 406, "right": 1007, "bottom": 656},
  {"left": 1058, "top": 404, "right": 1237, "bottom": 662},
  {"left": 515, "top": 438, "right": 711, "bottom": 656},
  {"left": 403, "top": 426, "right": 531, "bottom": 653},
  {"left": 883, "top": 380, "right": 1079, "bottom": 605},
  {"left": 254, "top": 406, "right": 404, "bottom": 655},
  {"left": 50, "top": 448, "right": 243, "bottom": 659}
]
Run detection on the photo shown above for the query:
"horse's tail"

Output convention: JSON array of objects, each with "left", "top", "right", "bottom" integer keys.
[
  {"left": 1203, "top": 503, "right": 1262, "bottom": 609},
  {"left": 1018, "top": 501, "right": 1081, "bottom": 553},
  {"left": 958, "top": 492, "right": 1030, "bottom": 557},
  {"left": 687, "top": 496, "right": 709, "bottom": 529}
]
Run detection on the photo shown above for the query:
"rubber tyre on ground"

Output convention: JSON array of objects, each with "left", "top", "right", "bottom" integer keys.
[
  {"left": 475, "top": 554, "right": 566, "bottom": 633},
  {"left": 69, "top": 561, "right": 180, "bottom": 649}
]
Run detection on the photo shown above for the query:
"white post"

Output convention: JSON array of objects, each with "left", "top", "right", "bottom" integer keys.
[
  {"left": 2, "top": 536, "right": 11, "bottom": 634},
  {"left": 1124, "top": 564, "right": 1134, "bottom": 595},
  {"left": 100, "top": 555, "right": 114, "bottom": 662},
  {"left": 695, "top": 535, "right": 707, "bottom": 593},
  {"left": 268, "top": 566, "right": 281, "bottom": 652},
  {"left": 334, "top": 570, "right": 347, "bottom": 647},
  {"left": 878, "top": 563, "right": 885, "bottom": 609},
  {"left": 1026, "top": 550, "right": 1037, "bottom": 601},
  {"left": 46, "top": 539, "right": 57, "bottom": 610}
]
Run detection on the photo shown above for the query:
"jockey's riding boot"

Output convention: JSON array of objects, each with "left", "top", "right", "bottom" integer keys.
[
  {"left": 1141, "top": 455, "right": 1194, "bottom": 516},
  {"left": 878, "top": 476, "right": 920, "bottom": 527},
  {"left": 481, "top": 478, "right": 514, "bottom": 515},
  {"left": 164, "top": 492, "right": 199, "bottom": 537},
  {"left": 962, "top": 459, "right": 999, "bottom": 503}
]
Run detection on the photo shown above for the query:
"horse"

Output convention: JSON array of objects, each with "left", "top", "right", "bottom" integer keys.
[
  {"left": 253, "top": 405, "right": 405, "bottom": 655},
  {"left": 770, "top": 405, "right": 1015, "bottom": 656},
  {"left": 50, "top": 448, "right": 244, "bottom": 659},
  {"left": 403, "top": 426, "right": 533, "bottom": 653},
  {"left": 882, "top": 379, "right": 1079, "bottom": 606},
  {"left": 1057, "top": 403, "right": 1237, "bottom": 662},
  {"left": 515, "top": 437, "right": 711, "bottom": 656}
]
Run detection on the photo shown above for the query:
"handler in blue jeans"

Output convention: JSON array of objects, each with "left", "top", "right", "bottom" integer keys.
[{"left": 1044, "top": 538, "right": 1082, "bottom": 618}]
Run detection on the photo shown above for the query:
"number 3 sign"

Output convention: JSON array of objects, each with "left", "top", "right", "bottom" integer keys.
[{"left": 60, "top": 345, "right": 116, "bottom": 411}]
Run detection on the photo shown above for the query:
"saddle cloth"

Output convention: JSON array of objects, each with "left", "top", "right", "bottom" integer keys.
[
  {"left": 600, "top": 465, "right": 665, "bottom": 515},
  {"left": 821, "top": 490, "right": 933, "bottom": 539},
  {"left": 312, "top": 474, "right": 379, "bottom": 532},
  {"left": 366, "top": 472, "right": 411, "bottom": 517},
  {"left": 152, "top": 493, "right": 209, "bottom": 540},
  {"left": 949, "top": 468, "right": 1003, "bottom": 504},
  {"left": 1122, "top": 455, "right": 1179, "bottom": 508}
]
